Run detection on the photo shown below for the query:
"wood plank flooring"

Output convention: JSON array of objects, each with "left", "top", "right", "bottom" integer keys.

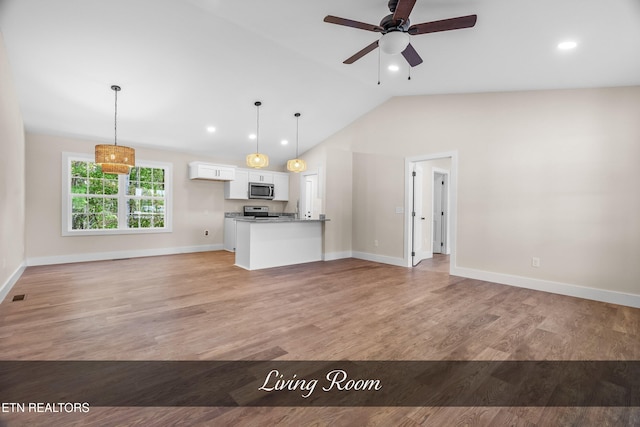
[{"left": 1, "top": 252, "right": 639, "bottom": 426}]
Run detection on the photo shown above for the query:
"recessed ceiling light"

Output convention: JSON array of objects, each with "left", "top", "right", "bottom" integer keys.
[
  {"left": 388, "top": 64, "right": 400, "bottom": 72},
  {"left": 248, "top": 133, "right": 256, "bottom": 140},
  {"left": 206, "top": 126, "right": 216, "bottom": 133},
  {"left": 281, "top": 139, "right": 289, "bottom": 145},
  {"left": 557, "top": 40, "right": 578, "bottom": 50}
]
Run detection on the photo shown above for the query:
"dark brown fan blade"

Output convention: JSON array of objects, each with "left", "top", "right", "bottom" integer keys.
[
  {"left": 324, "top": 15, "right": 384, "bottom": 32},
  {"left": 393, "top": 0, "right": 417, "bottom": 22},
  {"left": 343, "top": 40, "right": 379, "bottom": 64},
  {"left": 408, "top": 15, "right": 477, "bottom": 35},
  {"left": 401, "top": 43, "right": 423, "bottom": 67}
]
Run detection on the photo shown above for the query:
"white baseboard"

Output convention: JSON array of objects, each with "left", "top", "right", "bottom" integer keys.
[
  {"left": 26, "top": 244, "right": 224, "bottom": 267},
  {"left": 324, "top": 251, "right": 352, "bottom": 261},
  {"left": 352, "top": 251, "right": 406, "bottom": 267},
  {"left": 451, "top": 266, "right": 640, "bottom": 309},
  {"left": 0, "top": 263, "right": 26, "bottom": 303}
]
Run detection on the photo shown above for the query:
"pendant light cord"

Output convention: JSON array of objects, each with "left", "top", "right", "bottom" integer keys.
[
  {"left": 111, "top": 85, "right": 121, "bottom": 146},
  {"left": 295, "top": 113, "right": 301, "bottom": 157},
  {"left": 255, "top": 101, "right": 261, "bottom": 154},
  {"left": 114, "top": 88, "right": 118, "bottom": 146}
]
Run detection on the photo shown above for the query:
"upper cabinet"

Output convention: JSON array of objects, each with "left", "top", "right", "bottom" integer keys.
[
  {"left": 272, "top": 172, "right": 289, "bottom": 201},
  {"left": 224, "top": 169, "right": 249, "bottom": 200},
  {"left": 248, "top": 171, "right": 274, "bottom": 184},
  {"left": 189, "top": 162, "right": 236, "bottom": 181},
  {"left": 224, "top": 169, "right": 289, "bottom": 201}
]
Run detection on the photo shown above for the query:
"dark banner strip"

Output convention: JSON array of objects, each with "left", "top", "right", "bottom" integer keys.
[{"left": 1, "top": 361, "right": 638, "bottom": 407}]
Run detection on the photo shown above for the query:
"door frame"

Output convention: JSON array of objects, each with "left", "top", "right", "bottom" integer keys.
[{"left": 404, "top": 151, "right": 458, "bottom": 270}]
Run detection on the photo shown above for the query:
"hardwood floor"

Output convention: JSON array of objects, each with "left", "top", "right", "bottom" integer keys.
[{"left": 1, "top": 252, "right": 639, "bottom": 426}]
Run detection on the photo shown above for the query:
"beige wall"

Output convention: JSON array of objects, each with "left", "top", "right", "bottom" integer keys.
[
  {"left": 25, "top": 133, "right": 287, "bottom": 262},
  {"left": 0, "top": 32, "right": 26, "bottom": 298},
  {"left": 305, "top": 86, "right": 640, "bottom": 296}
]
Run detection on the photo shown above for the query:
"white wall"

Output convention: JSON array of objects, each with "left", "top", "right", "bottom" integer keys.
[
  {"left": 302, "top": 86, "right": 640, "bottom": 303},
  {"left": 0, "top": 32, "right": 26, "bottom": 301},
  {"left": 24, "top": 132, "right": 288, "bottom": 264}
]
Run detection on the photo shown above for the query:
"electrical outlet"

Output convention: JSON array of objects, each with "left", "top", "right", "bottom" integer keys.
[
  {"left": 532, "top": 257, "right": 540, "bottom": 268},
  {"left": 204, "top": 230, "right": 209, "bottom": 236},
  {"left": 374, "top": 240, "right": 379, "bottom": 247}
]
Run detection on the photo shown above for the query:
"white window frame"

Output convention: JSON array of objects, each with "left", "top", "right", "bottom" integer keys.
[{"left": 61, "top": 152, "right": 173, "bottom": 236}]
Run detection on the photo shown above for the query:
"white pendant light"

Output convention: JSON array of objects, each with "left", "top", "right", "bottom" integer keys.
[
  {"left": 287, "top": 112, "right": 307, "bottom": 173},
  {"left": 246, "top": 101, "right": 269, "bottom": 168},
  {"left": 95, "top": 85, "right": 135, "bottom": 174}
]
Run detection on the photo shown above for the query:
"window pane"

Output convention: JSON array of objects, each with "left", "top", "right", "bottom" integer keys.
[
  {"left": 89, "top": 178, "right": 105, "bottom": 195},
  {"left": 153, "top": 183, "right": 165, "bottom": 197},
  {"left": 104, "top": 198, "right": 118, "bottom": 214},
  {"left": 87, "top": 197, "right": 105, "bottom": 213},
  {"left": 88, "top": 163, "right": 102, "bottom": 178},
  {"left": 103, "top": 178, "right": 118, "bottom": 195},
  {"left": 72, "top": 197, "right": 87, "bottom": 214},
  {"left": 71, "top": 161, "right": 88, "bottom": 178},
  {"left": 87, "top": 214, "right": 102, "bottom": 229},
  {"left": 72, "top": 214, "right": 87, "bottom": 230},
  {"left": 139, "top": 167, "right": 153, "bottom": 182},
  {"left": 154, "top": 215, "right": 165, "bottom": 228},
  {"left": 152, "top": 168, "right": 165, "bottom": 183},
  {"left": 71, "top": 178, "right": 88, "bottom": 194},
  {"left": 105, "top": 214, "right": 118, "bottom": 229}
]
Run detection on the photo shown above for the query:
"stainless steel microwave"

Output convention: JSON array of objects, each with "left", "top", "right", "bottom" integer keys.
[{"left": 248, "top": 182, "right": 274, "bottom": 199}]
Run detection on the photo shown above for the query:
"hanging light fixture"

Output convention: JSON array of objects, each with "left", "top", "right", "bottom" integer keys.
[
  {"left": 95, "top": 85, "right": 135, "bottom": 174},
  {"left": 287, "top": 112, "right": 307, "bottom": 173},
  {"left": 378, "top": 31, "right": 410, "bottom": 55},
  {"left": 246, "top": 101, "right": 269, "bottom": 168}
]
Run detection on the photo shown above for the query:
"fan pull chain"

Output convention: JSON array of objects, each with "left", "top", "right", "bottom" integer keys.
[
  {"left": 377, "top": 47, "right": 381, "bottom": 85},
  {"left": 408, "top": 64, "right": 411, "bottom": 81}
]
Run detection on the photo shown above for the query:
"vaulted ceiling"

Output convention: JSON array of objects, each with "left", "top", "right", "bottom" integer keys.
[{"left": 1, "top": 0, "right": 639, "bottom": 167}]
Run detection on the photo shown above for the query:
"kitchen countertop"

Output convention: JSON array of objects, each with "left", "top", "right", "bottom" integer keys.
[{"left": 234, "top": 217, "right": 329, "bottom": 223}]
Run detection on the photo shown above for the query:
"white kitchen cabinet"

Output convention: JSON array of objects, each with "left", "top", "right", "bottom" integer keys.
[
  {"left": 223, "top": 217, "right": 237, "bottom": 251},
  {"left": 248, "top": 171, "right": 274, "bottom": 184},
  {"left": 189, "top": 162, "right": 236, "bottom": 181},
  {"left": 272, "top": 172, "right": 289, "bottom": 201},
  {"left": 224, "top": 169, "right": 249, "bottom": 199}
]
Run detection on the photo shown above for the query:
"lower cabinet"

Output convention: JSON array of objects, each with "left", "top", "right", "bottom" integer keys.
[{"left": 223, "top": 217, "right": 237, "bottom": 252}]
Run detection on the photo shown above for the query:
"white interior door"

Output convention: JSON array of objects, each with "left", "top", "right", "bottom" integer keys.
[{"left": 412, "top": 165, "right": 431, "bottom": 265}]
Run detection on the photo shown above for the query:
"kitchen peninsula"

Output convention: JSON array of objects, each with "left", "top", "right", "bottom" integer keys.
[{"left": 234, "top": 217, "right": 329, "bottom": 270}]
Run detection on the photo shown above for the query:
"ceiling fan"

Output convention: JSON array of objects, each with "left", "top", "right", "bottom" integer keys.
[{"left": 324, "top": 0, "right": 477, "bottom": 67}]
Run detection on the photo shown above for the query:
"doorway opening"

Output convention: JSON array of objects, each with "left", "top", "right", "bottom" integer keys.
[
  {"left": 405, "top": 152, "right": 457, "bottom": 271},
  {"left": 299, "top": 169, "right": 322, "bottom": 219},
  {"left": 432, "top": 169, "right": 449, "bottom": 255}
]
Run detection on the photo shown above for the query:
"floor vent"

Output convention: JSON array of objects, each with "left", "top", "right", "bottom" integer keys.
[{"left": 12, "top": 294, "right": 26, "bottom": 302}]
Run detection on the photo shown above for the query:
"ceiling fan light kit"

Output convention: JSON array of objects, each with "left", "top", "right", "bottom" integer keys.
[
  {"left": 324, "top": 0, "right": 477, "bottom": 68},
  {"left": 95, "top": 85, "right": 136, "bottom": 175},
  {"left": 379, "top": 31, "right": 410, "bottom": 55}
]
